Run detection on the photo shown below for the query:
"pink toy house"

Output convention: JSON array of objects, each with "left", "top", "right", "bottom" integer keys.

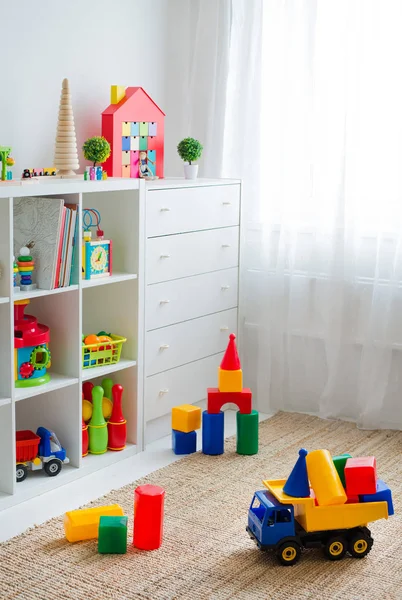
[{"left": 102, "top": 86, "right": 165, "bottom": 179}]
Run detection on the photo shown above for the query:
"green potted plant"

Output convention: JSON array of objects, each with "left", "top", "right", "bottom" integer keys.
[
  {"left": 82, "top": 136, "right": 111, "bottom": 168},
  {"left": 177, "top": 137, "right": 203, "bottom": 179}
]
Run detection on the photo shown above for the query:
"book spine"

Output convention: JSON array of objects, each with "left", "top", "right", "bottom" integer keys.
[{"left": 54, "top": 207, "right": 67, "bottom": 289}]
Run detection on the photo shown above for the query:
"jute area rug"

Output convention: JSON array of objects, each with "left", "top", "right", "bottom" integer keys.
[{"left": 1, "top": 411, "right": 401, "bottom": 600}]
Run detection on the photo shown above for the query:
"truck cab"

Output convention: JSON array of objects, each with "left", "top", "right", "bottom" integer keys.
[{"left": 247, "top": 490, "right": 295, "bottom": 548}]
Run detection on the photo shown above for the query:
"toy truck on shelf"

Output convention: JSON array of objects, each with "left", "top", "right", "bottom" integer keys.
[
  {"left": 16, "top": 428, "right": 69, "bottom": 482},
  {"left": 247, "top": 449, "right": 394, "bottom": 565}
]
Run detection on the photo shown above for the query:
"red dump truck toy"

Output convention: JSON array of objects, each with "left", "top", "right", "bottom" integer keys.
[{"left": 16, "top": 427, "right": 69, "bottom": 482}]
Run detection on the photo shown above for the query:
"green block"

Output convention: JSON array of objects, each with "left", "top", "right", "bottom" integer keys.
[
  {"left": 332, "top": 453, "right": 352, "bottom": 487},
  {"left": 236, "top": 410, "right": 259, "bottom": 455},
  {"left": 98, "top": 515, "right": 128, "bottom": 554}
]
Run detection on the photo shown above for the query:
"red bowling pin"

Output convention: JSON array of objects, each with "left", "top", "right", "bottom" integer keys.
[
  {"left": 82, "top": 381, "right": 94, "bottom": 402},
  {"left": 82, "top": 418, "right": 89, "bottom": 457},
  {"left": 107, "top": 384, "right": 127, "bottom": 451}
]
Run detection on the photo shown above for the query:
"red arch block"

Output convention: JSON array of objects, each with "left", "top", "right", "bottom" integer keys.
[{"left": 207, "top": 388, "right": 252, "bottom": 415}]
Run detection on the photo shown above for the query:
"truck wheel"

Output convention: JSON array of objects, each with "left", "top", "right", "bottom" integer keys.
[
  {"left": 324, "top": 536, "right": 347, "bottom": 560},
  {"left": 276, "top": 541, "right": 302, "bottom": 566},
  {"left": 44, "top": 459, "right": 62, "bottom": 477},
  {"left": 348, "top": 532, "right": 373, "bottom": 558},
  {"left": 16, "top": 464, "right": 28, "bottom": 482}
]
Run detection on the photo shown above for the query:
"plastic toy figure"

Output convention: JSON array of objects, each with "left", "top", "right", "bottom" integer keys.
[{"left": 139, "top": 151, "right": 158, "bottom": 179}]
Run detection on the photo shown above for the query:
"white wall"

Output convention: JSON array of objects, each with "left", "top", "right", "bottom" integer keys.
[{"left": 0, "top": 0, "right": 169, "bottom": 171}]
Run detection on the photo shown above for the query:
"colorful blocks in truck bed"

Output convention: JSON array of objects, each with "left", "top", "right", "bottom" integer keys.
[
  {"left": 360, "top": 480, "right": 394, "bottom": 516},
  {"left": 345, "top": 456, "right": 377, "bottom": 496},
  {"left": 332, "top": 453, "right": 352, "bottom": 487},
  {"left": 207, "top": 388, "right": 252, "bottom": 415},
  {"left": 171, "top": 404, "right": 201, "bottom": 433},
  {"left": 64, "top": 504, "right": 124, "bottom": 542},
  {"left": 98, "top": 515, "right": 128, "bottom": 554},
  {"left": 172, "top": 429, "right": 197, "bottom": 455}
]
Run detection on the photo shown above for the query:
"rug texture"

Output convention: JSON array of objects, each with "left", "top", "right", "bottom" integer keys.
[{"left": 1, "top": 411, "right": 401, "bottom": 600}]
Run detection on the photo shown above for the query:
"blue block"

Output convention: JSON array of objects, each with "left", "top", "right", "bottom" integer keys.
[
  {"left": 122, "top": 136, "right": 130, "bottom": 151},
  {"left": 172, "top": 429, "right": 196, "bottom": 455},
  {"left": 283, "top": 448, "right": 310, "bottom": 497},
  {"left": 360, "top": 480, "right": 394, "bottom": 516},
  {"left": 202, "top": 410, "right": 224, "bottom": 455}
]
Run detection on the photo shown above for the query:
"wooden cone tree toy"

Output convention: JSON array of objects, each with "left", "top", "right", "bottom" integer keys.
[{"left": 54, "top": 78, "right": 79, "bottom": 177}]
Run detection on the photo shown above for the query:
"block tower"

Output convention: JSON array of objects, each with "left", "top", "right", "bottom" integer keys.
[
  {"left": 203, "top": 334, "right": 259, "bottom": 456},
  {"left": 171, "top": 404, "right": 201, "bottom": 455}
]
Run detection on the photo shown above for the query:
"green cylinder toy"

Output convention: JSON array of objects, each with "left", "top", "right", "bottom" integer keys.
[
  {"left": 89, "top": 386, "right": 108, "bottom": 454},
  {"left": 102, "top": 377, "right": 113, "bottom": 401},
  {"left": 236, "top": 410, "right": 259, "bottom": 455}
]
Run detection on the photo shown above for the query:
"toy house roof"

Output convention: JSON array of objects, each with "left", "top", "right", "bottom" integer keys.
[{"left": 102, "top": 87, "right": 166, "bottom": 116}]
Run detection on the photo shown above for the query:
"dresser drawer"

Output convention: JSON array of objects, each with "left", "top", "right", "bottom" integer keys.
[
  {"left": 146, "top": 268, "right": 238, "bottom": 331},
  {"left": 145, "top": 353, "right": 223, "bottom": 421},
  {"left": 146, "top": 226, "right": 239, "bottom": 284},
  {"left": 145, "top": 308, "right": 237, "bottom": 376},
  {"left": 146, "top": 184, "right": 240, "bottom": 237}
]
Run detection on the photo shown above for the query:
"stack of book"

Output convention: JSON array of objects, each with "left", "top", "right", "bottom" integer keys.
[{"left": 14, "top": 197, "right": 79, "bottom": 290}]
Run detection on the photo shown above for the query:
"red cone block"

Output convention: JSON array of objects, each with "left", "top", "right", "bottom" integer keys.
[
  {"left": 133, "top": 484, "right": 165, "bottom": 550},
  {"left": 107, "top": 384, "right": 127, "bottom": 451},
  {"left": 220, "top": 333, "right": 241, "bottom": 370}
]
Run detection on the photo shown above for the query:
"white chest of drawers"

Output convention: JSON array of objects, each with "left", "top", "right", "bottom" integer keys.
[{"left": 144, "top": 178, "right": 241, "bottom": 442}]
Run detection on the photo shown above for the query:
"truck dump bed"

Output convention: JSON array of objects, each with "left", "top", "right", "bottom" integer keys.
[
  {"left": 16, "top": 430, "right": 40, "bottom": 463},
  {"left": 263, "top": 479, "right": 389, "bottom": 533}
]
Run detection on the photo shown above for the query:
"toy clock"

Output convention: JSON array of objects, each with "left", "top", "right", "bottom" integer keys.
[{"left": 82, "top": 209, "right": 113, "bottom": 280}]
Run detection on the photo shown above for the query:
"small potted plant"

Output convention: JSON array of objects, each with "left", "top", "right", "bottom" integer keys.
[
  {"left": 177, "top": 137, "right": 203, "bottom": 179},
  {"left": 82, "top": 136, "right": 111, "bottom": 176}
]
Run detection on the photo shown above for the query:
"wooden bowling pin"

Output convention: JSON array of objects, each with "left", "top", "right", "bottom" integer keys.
[
  {"left": 107, "top": 384, "right": 127, "bottom": 451},
  {"left": 88, "top": 386, "right": 108, "bottom": 454}
]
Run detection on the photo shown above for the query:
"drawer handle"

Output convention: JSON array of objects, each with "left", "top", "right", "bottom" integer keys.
[
  {"left": 222, "top": 201, "right": 232, "bottom": 205},
  {"left": 159, "top": 344, "right": 170, "bottom": 350},
  {"left": 221, "top": 285, "right": 230, "bottom": 290},
  {"left": 160, "top": 299, "right": 170, "bottom": 304},
  {"left": 160, "top": 207, "right": 171, "bottom": 212},
  {"left": 220, "top": 326, "right": 229, "bottom": 331},
  {"left": 160, "top": 254, "right": 171, "bottom": 259},
  {"left": 159, "top": 388, "right": 169, "bottom": 395},
  {"left": 221, "top": 244, "right": 231, "bottom": 248}
]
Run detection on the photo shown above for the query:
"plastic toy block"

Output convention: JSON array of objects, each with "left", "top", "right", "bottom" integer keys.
[
  {"left": 122, "top": 121, "right": 131, "bottom": 136},
  {"left": 345, "top": 495, "right": 360, "bottom": 504},
  {"left": 202, "top": 410, "right": 224, "bottom": 455},
  {"left": 283, "top": 448, "right": 310, "bottom": 497},
  {"left": 171, "top": 404, "right": 201, "bottom": 433},
  {"left": 332, "top": 453, "right": 352, "bottom": 487},
  {"left": 306, "top": 449, "right": 347, "bottom": 506},
  {"left": 360, "top": 479, "right": 394, "bottom": 516},
  {"left": 207, "top": 388, "right": 252, "bottom": 415},
  {"left": 236, "top": 410, "right": 259, "bottom": 455},
  {"left": 64, "top": 504, "right": 124, "bottom": 542},
  {"left": 218, "top": 367, "right": 243, "bottom": 392},
  {"left": 98, "top": 515, "right": 128, "bottom": 554},
  {"left": 133, "top": 484, "right": 165, "bottom": 550},
  {"left": 344, "top": 456, "right": 377, "bottom": 496},
  {"left": 172, "top": 429, "right": 197, "bottom": 455},
  {"left": 220, "top": 333, "right": 241, "bottom": 370},
  {"left": 111, "top": 85, "right": 125, "bottom": 105}
]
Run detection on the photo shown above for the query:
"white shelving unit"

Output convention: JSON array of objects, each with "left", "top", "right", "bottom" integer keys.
[{"left": 0, "top": 178, "right": 145, "bottom": 511}]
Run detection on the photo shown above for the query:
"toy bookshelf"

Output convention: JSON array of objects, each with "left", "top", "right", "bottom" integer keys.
[{"left": 0, "top": 178, "right": 145, "bottom": 510}]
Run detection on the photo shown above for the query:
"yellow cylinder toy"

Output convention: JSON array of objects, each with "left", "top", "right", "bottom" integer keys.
[{"left": 306, "top": 449, "right": 347, "bottom": 506}]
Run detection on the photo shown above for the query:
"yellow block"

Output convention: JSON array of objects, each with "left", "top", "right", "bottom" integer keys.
[
  {"left": 306, "top": 449, "right": 347, "bottom": 506},
  {"left": 64, "top": 504, "right": 124, "bottom": 542},
  {"left": 218, "top": 368, "right": 243, "bottom": 392},
  {"left": 263, "top": 479, "right": 388, "bottom": 533},
  {"left": 111, "top": 85, "right": 126, "bottom": 105},
  {"left": 172, "top": 404, "right": 201, "bottom": 433}
]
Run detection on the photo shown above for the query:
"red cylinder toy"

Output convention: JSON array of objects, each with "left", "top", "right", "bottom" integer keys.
[
  {"left": 133, "top": 484, "right": 165, "bottom": 550},
  {"left": 82, "top": 419, "right": 89, "bottom": 457},
  {"left": 107, "top": 384, "right": 127, "bottom": 451}
]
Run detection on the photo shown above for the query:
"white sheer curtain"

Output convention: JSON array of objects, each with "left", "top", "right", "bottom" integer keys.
[{"left": 166, "top": 0, "right": 402, "bottom": 429}]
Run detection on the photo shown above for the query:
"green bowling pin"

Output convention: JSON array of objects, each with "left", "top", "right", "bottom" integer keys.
[
  {"left": 102, "top": 378, "right": 114, "bottom": 402},
  {"left": 89, "top": 386, "right": 108, "bottom": 454}
]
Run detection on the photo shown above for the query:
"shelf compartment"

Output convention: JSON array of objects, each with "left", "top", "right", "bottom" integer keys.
[
  {"left": 82, "top": 358, "right": 137, "bottom": 381},
  {"left": 15, "top": 374, "right": 79, "bottom": 401},
  {"left": 13, "top": 285, "right": 79, "bottom": 301},
  {"left": 82, "top": 272, "right": 137, "bottom": 289}
]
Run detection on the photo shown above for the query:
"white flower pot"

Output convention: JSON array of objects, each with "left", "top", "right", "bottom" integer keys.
[{"left": 184, "top": 164, "right": 199, "bottom": 179}]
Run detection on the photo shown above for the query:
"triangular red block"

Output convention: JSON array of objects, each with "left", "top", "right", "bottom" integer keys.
[{"left": 220, "top": 333, "right": 241, "bottom": 370}]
